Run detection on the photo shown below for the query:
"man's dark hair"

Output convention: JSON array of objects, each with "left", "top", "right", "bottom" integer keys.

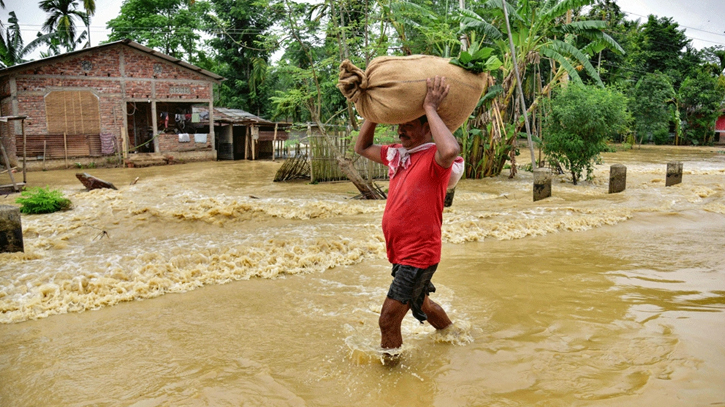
[{"left": 417, "top": 115, "right": 428, "bottom": 125}]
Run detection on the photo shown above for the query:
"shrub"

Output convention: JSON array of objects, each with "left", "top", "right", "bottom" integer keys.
[
  {"left": 652, "top": 129, "right": 670, "bottom": 145},
  {"left": 543, "top": 85, "right": 631, "bottom": 184},
  {"left": 15, "top": 187, "right": 72, "bottom": 214}
]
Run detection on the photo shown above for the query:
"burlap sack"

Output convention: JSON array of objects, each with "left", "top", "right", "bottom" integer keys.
[{"left": 337, "top": 55, "right": 487, "bottom": 132}]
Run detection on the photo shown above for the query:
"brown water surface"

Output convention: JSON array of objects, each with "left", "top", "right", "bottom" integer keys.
[{"left": 1, "top": 145, "right": 724, "bottom": 406}]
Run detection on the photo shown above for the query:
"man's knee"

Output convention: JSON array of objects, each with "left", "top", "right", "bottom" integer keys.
[{"left": 379, "top": 298, "right": 407, "bottom": 331}]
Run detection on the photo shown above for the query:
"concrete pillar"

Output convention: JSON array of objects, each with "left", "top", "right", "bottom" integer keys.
[
  {"left": 666, "top": 162, "right": 683, "bottom": 186},
  {"left": 533, "top": 168, "right": 552, "bottom": 202},
  {"left": 609, "top": 164, "right": 627, "bottom": 194},
  {"left": 0, "top": 205, "right": 23, "bottom": 253}
]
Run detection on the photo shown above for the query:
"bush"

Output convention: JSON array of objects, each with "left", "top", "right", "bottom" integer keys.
[
  {"left": 543, "top": 85, "right": 630, "bottom": 184},
  {"left": 652, "top": 129, "right": 670, "bottom": 145},
  {"left": 15, "top": 187, "right": 72, "bottom": 214}
]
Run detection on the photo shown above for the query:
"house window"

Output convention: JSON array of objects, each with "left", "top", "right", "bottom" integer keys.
[
  {"left": 44, "top": 90, "right": 101, "bottom": 135},
  {"left": 170, "top": 86, "right": 190, "bottom": 94}
]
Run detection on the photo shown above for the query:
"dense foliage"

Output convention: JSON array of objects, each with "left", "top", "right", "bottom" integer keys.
[
  {"left": 629, "top": 73, "right": 675, "bottom": 144},
  {"left": 107, "top": 0, "right": 209, "bottom": 63},
  {"left": 543, "top": 85, "right": 630, "bottom": 184},
  {"left": 15, "top": 187, "right": 72, "bottom": 214}
]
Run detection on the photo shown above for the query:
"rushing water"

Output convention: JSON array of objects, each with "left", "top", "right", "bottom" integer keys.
[{"left": 1, "top": 145, "right": 724, "bottom": 406}]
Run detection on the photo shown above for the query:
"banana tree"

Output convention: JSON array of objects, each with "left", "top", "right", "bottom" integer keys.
[{"left": 456, "top": 0, "right": 624, "bottom": 177}]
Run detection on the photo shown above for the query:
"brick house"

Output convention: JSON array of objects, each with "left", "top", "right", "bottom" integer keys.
[{"left": 0, "top": 39, "right": 223, "bottom": 170}]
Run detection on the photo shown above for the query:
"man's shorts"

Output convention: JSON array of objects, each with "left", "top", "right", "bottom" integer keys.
[{"left": 386, "top": 263, "right": 438, "bottom": 323}]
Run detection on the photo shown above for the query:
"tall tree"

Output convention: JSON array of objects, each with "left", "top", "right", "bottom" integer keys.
[
  {"left": 629, "top": 73, "right": 675, "bottom": 144},
  {"left": 107, "top": 0, "right": 209, "bottom": 63},
  {"left": 585, "top": 0, "right": 633, "bottom": 85},
  {"left": 205, "top": 0, "right": 282, "bottom": 115},
  {"left": 81, "top": 0, "right": 95, "bottom": 47},
  {"left": 39, "top": 0, "right": 89, "bottom": 53},
  {"left": 678, "top": 69, "right": 725, "bottom": 145},
  {"left": 629, "top": 15, "right": 693, "bottom": 86}
]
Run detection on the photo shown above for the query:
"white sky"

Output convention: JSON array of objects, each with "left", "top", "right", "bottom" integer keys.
[{"left": 1, "top": 0, "right": 724, "bottom": 62}]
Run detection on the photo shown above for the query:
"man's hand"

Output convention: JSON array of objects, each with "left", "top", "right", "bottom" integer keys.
[
  {"left": 423, "top": 76, "right": 450, "bottom": 113},
  {"left": 423, "top": 76, "right": 460, "bottom": 168}
]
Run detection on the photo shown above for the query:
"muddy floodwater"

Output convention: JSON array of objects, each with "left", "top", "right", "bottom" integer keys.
[{"left": 1, "top": 145, "right": 724, "bottom": 406}]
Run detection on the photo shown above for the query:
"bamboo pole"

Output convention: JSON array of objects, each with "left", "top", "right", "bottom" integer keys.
[
  {"left": 0, "top": 139, "right": 18, "bottom": 191},
  {"left": 64, "top": 132, "right": 68, "bottom": 168},
  {"left": 245, "top": 126, "right": 249, "bottom": 160},
  {"left": 122, "top": 127, "right": 128, "bottom": 160},
  {"left": 21, "top": 118, "right": 26, "bottom": 184},
  {"left": 501, "top": 0, "right": 536, "bottom": 169},
  {"left": 273, "top": 123, "right": 278, "bottom": 161},
  {"left": 78, "top": 91, "right": 85, "bottom": 135}
]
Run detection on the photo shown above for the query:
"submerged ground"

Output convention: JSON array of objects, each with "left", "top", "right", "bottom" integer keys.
[{"left": 1, "top": 145, "right": 724, "bottom": 406}]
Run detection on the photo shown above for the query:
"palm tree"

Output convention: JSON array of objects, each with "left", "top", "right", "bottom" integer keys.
[
  {"left": 39, "top": 0, "right": 89, "bottom": 53},
  {"left": 81, "top": 0, "right": 95, "bottom": 47}
]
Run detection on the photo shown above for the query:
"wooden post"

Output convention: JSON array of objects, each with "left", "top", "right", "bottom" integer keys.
[
  {"left": 151, "top": 101, "right": 159, "bottom": 153},
  {"left": 64, "top": 132, "right": 68, "bottom": 168},
  {"left": 122, "top": 127, "right": 129, "bottom": 160},
  {"left": 21, "top": 119, "right": 26, "bottom": 184},
  {"left": 43, "top": 140, "right": 46, "bottom": 171},
  {"left": 307, "top": 123, "right": 315, "bottom": 183},
  {"left": 245, "top": 126, "right": 250, "bottom": 160},
  {"left": 0, "top": 141, "right": 18, "bottom": 191},
  {"left": 273, "top": 123, "right": 278, "bottom": 162}
]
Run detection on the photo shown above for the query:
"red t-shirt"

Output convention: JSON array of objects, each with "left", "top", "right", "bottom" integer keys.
[{"left": 380, "top": 144, "right": 452, "bottom": 268}]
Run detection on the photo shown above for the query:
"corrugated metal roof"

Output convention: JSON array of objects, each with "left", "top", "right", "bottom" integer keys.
[
  {"left": 0, "top": 39, "right": 224, "bottom": 82},
  {"left": 193, "top": 106, "right": 291, "bottom": 127},
  {"left": 215, "top": 107, "right": 270, "bottom": 123}
]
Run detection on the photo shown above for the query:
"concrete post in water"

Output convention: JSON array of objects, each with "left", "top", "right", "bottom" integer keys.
[
  {"left": 609, "top": 164, "right": 627, "bottom": 194},
  {"left": 0, "top": 205, "right": 23, "bottom": 253},
  {"left": 444, "top": 188, "right": 456, "bottom": 207},
  {"left": 533, "top": 168, "right": 552, "bottom": 202},
  {"left": 666, "top": 162, "right": 683, "bottom": 186}
]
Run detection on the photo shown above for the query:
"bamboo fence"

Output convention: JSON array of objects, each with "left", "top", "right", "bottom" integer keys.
[{"left": 308, "top": 126, "right": 388, "bottom": 183}]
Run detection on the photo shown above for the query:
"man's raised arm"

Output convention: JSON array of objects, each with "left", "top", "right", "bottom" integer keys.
[
  {"left": 424, "top": 76, "right": 461, "bottom": 169},
  {"left": 354, "top": 120, "right": 383, "bottom": 164}
]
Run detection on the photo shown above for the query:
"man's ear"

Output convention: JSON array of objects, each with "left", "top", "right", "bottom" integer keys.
[{"left": 423, "top": 122, "right": 431, "bottom": 136}]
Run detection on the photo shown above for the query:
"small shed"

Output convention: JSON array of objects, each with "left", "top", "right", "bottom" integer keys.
[{"left": 195, "top": 107, "right": 291, "bottom": 160}]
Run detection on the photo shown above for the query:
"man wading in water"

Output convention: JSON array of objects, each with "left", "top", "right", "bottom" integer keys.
[{"left": 354, "top": 76, "right": 463, "bottom": 358}]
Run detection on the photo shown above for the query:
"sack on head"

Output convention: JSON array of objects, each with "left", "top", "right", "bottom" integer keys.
[{"left": 337, "top": 55, "right": 487, "bottom": 132}]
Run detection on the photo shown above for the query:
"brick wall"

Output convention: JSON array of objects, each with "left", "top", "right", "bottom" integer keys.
[{"left": 158, "top": 133, "right": 212, "bottom": 153}]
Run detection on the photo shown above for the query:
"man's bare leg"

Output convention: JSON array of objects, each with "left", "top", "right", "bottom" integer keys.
[
  {"left": 379, "top": 297, "right": 410, "bottom": 349},
  {"left": 421, "top": 296, "right": 452, "bottom": 330}
]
